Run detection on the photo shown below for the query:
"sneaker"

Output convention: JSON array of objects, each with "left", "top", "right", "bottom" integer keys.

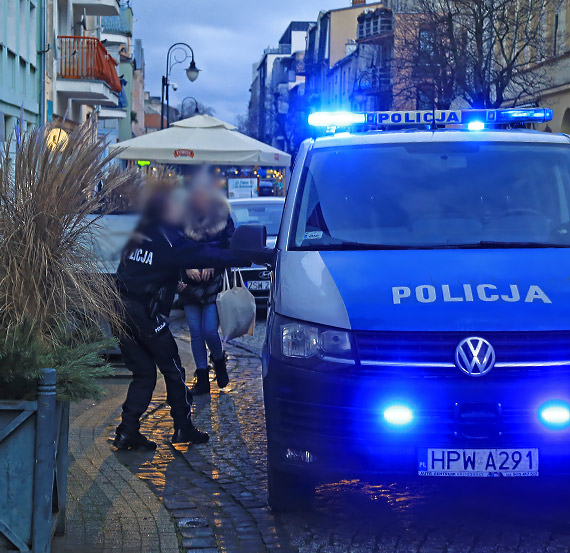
[
  {"left": 213, "top": 354, "right": 229, "bottom": 389},
  {"left": 190, "top": 369, "right": 210, "bottom": 396},
  {"left": 172, "top": 423, "right": 209, "bottom": 444},
  {"left": 113, "top": 431, "right": 157, "bottom": 451}
]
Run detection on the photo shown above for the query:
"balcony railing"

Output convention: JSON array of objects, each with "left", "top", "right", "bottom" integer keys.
[{"left": 58, "top": 36, "right": 121, "bottom": 93}]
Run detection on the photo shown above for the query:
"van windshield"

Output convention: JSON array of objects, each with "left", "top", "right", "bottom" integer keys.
[{"left": 291, "top": 141, "right": 570, "bottom": 250}]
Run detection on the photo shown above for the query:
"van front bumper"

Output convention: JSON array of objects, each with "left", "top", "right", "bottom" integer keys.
[{"left": 263, "top": 356, "right": 570, "bottom": 480}]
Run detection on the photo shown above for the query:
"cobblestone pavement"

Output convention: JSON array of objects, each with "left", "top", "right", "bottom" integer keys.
[
  {"left": 107, "top": 312, "right": 570, "bottom": 553},
  {"left": 52, "top": 380, "right": 180, "bottom": 553}
]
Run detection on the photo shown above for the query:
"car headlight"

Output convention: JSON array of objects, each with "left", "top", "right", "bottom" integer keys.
[{"left": 276, "top": 315, "right": 353, "bottom": 361}]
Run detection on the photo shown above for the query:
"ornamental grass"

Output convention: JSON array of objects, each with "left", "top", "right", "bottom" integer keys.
[{"left": 0, "top": 120, "right": 137, "bottom": 400}]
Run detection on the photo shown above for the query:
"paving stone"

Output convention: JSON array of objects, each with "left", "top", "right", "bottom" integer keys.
[
  {"left": 177, "top": 517, "right": 210, "bottom": 528},
  {"left": 163, "top": 499, "right": 198, "bottom": 510},
  {"left": 179, "top": 527, "right": 215, "bottom": 538},
  {"left": 181, "top": 537, "right": 217, "bottom": 548}
]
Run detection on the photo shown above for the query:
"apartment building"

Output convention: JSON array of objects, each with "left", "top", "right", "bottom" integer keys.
[
  {"left": 45, "top": 0, "right": 122, "bottom": 129},
  {"left": 2, "top": 0, "right": 146, "bottom": 148},
  {"left": 0, "top": 0, "right": 43, "bottom": 143},
  {"left": 526, "top": 2, "right": 570, "bottom": 132},
  {"left": 249, "top": 21, "right": 313, "bottom": 146}
]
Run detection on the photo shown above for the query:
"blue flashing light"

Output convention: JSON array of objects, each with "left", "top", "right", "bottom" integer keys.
[
  {"left": 308, "top": 107, "right": 553, "bottom": 129},
  {"left": 308, "top": 111, "right": 366, "bottom": 128},
  {"left": 383, "top": 404, "right": 414, "bottom": 427},
  {"left": 538, "top": 401, "right": 570, "bottom": 430},
  {"left": 467, "top": 121, "right": 485, "bottom": 131},
  {"left": 496, "top": 108, "right": 553, "bottom": 124}
]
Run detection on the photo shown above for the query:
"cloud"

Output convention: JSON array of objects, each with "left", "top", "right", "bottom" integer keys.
[{"left": 130, "top": 0, "right": 350, "bottom": 124}]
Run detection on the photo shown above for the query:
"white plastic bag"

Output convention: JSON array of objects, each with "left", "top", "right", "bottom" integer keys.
[{"left": 216, "top": 270, "right": 256, "bottom": 341}]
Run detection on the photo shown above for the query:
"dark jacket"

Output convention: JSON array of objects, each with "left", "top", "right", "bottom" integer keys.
[
  {"left": 117, "top": 221, "right": 245, "bottom": 316},
  {"left": 178, "top": 199, "right": 235, "bottom": 305}
]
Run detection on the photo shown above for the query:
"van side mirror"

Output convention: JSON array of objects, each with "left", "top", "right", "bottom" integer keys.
[{"left": 231, "top": 224, "right": 275, "bottom": 265}]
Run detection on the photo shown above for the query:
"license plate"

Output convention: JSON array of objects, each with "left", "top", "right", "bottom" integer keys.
[
  {"left": 246, "top": 280, "right": 270, "bottom": 291},
  {"left": 418, "top": 448, "right": 539, "bottom": 477}
]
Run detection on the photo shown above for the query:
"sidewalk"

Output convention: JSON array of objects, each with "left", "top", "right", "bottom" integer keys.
[
  {"left": 52, "top": 315, "right": 294, "bottom": 553},
  {"left": 51, "top": 378, "right": 180, "bottom": 553}
]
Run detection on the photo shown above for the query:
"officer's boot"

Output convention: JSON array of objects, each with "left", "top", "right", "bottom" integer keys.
[
  {"left": 113, "top": 431, "right": 157, "bottom": 451},
  {"left": 172, "top": 422, "right": 209, "bottom": 444},
  {"left": 190, "top": 369, "right": 210, "bottom": 396},
  {"left": 213, "top": 354, "right": 229, "bottom": 389}
]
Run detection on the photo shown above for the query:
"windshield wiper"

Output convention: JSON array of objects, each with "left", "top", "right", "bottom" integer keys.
[
  {"left": 455, "top": 241, "right": 570, "bottom": 249},
  {"left": 297, "top": 240, "right": 570, "bottom": 251},
  {"left": 302, "top": 242, "right": 417, "bottom": 250}
]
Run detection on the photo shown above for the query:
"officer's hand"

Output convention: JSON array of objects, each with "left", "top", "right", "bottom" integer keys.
[
  {"left": 201, "top": 268, "right": 215, "bottom": 281},
  {"left": 186, "top": 269, "right": 201, "bottom": 282},
  {"left": 177, "top": 281, "right": 187, "bottom": 292}
]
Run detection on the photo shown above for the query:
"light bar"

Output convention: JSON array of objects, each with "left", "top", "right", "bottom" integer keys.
[
  {"left": 308, "top": 111, "right": 366, "bottom": 127},
  {"left": 308, "top": 108, "right": 553, "bottom": 128}
]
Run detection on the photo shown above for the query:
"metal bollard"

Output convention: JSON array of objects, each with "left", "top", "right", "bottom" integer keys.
[{"left": 32, "top": 368, "right": 57, "bottom": 553}]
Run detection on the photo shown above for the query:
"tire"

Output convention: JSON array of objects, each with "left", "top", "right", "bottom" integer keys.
[{"left": 267, "top": 464, "right": 316, "bottom": 512}]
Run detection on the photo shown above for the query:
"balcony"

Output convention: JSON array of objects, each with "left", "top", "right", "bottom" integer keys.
[
  {"left": 72, "top": 0, "right": 119, "bottom": 16},
  {"left": 57, "top": 36, "right": 121, "bottom": 107}
]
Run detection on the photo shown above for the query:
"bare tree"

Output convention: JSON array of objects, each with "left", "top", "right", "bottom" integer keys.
[
  {"left": 268, "top": 86, "right": 312, "bottom": 156},
  {"left": 393, "top": 0, "right": 561, "bottom": 109}
]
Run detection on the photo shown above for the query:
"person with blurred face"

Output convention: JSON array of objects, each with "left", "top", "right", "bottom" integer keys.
[
  {"left": 113, "top": 185, "right": 248, "bottom": 450},
  {"left": 178, "top": 180, "right": 234, "bottom": 395}
]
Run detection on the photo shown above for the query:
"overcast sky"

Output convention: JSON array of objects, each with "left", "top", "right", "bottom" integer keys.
[{"left": 129, "top": 0, "right": 351, "bottom": 124}]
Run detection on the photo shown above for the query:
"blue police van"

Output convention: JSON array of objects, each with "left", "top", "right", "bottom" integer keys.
[{"left": 230, "top": 107, "right": 570, "bottom": 511}]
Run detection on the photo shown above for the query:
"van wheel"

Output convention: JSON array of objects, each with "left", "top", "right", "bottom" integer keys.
[{"left": 267, "top": 465, "right": 315, "bottom": 512}]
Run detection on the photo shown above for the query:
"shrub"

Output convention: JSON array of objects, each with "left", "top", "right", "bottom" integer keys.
[{"left": 0, "top": 120, "right": 136, "bottom": 400}]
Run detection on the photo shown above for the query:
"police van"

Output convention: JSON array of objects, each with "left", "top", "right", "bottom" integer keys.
[{"left": 230, "top": 107, "right": 570, "bottom": 511}]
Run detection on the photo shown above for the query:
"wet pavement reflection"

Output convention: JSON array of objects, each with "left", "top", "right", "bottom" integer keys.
[{"left": 112, "top": 316, "right": 570, "bottom": 553}]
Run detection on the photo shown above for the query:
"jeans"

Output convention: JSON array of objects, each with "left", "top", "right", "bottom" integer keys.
[{"left": 184, "top": 303, "right": 223, "bottom": 369}]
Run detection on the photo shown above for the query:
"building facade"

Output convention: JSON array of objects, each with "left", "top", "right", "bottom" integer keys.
[
  {"left": 45, "top": 0, "right": 122, "bottom": 130},
  {"left": 2, "top": 0, "right": 146, "bottom": 148},
  {"left": 0, "top": 0, "right": 42, "bottom": 144},
  {"left": 246, "top": 0, "right": 421, "bottom": 155},
  {"left": 523, "top": 2, "right": 570, "bottom": 133},
  {"left": 248, "top": 21, "right": 313, "bottom": 149}
]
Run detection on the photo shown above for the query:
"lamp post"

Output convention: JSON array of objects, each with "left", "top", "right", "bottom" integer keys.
[
  {"left": 160, "top": 42, "right": 200, "bottom": 129},
  {"left": 180, "top": 96, "right": 199, "bottom": 120}
]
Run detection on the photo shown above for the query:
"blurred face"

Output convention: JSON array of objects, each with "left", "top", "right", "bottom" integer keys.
[
  {"left": 190, "top": 188, "right": 213, "bottom": 218},
  {"left": 163, "top": 191, "right": 186, "bottom": 225}
]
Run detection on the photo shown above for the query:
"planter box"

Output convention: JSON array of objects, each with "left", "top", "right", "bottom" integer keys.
[{"left": 0, "top": 369, "right": 69, "bottom": 553}]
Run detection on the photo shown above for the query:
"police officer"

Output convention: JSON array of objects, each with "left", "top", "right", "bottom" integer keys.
[{"left": 113, "top": 188, "right": 249, "bottom": 450}]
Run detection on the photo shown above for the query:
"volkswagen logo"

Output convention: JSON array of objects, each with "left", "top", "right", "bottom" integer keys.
[
  {"left": 455, "top": 337, "right": 496, "bottom": 377},
  {"left": 259, "top": 270, "right": 272, "bottom": 280}
]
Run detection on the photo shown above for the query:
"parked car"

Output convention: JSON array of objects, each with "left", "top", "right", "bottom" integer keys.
[{"left": 229, "top": 197, "right": 285, "bottom": 307}]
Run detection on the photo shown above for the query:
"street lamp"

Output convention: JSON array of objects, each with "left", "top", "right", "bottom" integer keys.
[
  {"left": 180, "top": 96, "right": 199, "bottom": 120},
  {"left": 161, "top": 42, "right": 200, "bottom": 129}
]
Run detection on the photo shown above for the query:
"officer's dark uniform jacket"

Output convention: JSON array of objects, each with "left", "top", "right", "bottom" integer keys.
[{"left": 117, "top": 222, "right": 245, "bottom": 313}]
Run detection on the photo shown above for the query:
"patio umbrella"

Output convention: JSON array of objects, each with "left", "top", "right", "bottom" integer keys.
[{"left": 109, "top": 114, "right": 291, "bottom": 167}]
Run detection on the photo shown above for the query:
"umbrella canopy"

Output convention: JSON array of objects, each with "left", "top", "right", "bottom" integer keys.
[{"left": 109, "top": 114, "right": 291, "bottom": 167}]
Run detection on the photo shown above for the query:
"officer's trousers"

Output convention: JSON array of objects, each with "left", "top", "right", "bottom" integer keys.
[{"left": 117, "top": 296, "right": 193, "bottom": 436}]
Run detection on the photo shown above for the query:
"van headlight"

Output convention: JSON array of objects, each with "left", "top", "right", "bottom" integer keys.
[{"left": 275, "top": 315, "right": 353, "bottom": 361}]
